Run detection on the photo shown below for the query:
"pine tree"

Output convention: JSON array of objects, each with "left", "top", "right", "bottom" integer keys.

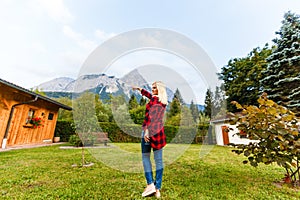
[
  {"left": 139, "top": 97, "right": 147, "bottom": 106},
  {"left": 261, "top": 12, "right": 300, "bottom": 115},
  {"left": 128, "top": 94, "right": 138, "bottom": 110},
  {"left": 167, "top": 97, "right": 181, "bottom": 119},
  {"left": 173, "top": 88, "right": 185, "bottom": 104},
  {"left": 213, "top": 85, "right": 226, "bottom": 117},
  {"left": 204, "top": 89, "right": 213, "bottom": 118},
  {"left": 165, "top": 94, "right": 182, "bottom": 126},
  {"left": 189, "top": 100, "right": 199, "bottom": 122}
]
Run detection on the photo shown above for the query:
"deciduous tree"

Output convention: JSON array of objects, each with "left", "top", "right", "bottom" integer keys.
[
  {"left": 230, "top": 93, "right": 300, "bottom": 185},
  {"left": 219, "top": 46, "right": 272, "bottom": 112}
]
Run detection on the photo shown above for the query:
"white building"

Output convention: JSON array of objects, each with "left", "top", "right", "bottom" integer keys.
[{"left": 210, "top": 115, "right": 258, "bottom": 146}]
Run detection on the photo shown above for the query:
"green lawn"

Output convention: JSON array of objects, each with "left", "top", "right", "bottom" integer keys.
[{"left": 0, "top": 143, "right": 299, "bottom": 199}]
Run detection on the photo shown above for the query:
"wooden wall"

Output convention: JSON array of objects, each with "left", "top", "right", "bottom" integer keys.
[
  {"left": 6, "top": 104, "right": 59, "bottom": 146},
  {"left": 0, "top": 83, "right": 61, "bottom": 147},
  {"left": 0, "top": 96, "right": 10, "bottom": 144}
]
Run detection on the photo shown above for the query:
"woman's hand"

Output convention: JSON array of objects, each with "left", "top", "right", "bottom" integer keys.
[
  {"left": 132, "top": 86, "right": 141, "bottom": 91},
  {"left": 144, "top": 129, "right": 150, "bottom": 142}
]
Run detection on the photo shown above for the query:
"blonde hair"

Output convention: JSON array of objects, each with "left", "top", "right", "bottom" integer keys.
[{"left": 153, "top": 81, "right": 168, "bottom": 105}]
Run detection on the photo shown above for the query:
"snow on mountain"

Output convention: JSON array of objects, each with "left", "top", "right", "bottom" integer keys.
[
  {"left": 34, "top": 77, "right": 74, "bottom": 92},
  {"left": 64, "top": 74, "right": 122, "bottom": 93},
  {"left": 33, "top": 70, "right": 177, "bottom": 103},
  {"left": 33, "top": 70, "right": 149, "bottom": 99}
]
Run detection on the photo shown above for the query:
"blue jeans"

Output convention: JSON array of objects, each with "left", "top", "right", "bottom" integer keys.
[{"left": 141, "top": 131, "right": 164, "bottom": 190}]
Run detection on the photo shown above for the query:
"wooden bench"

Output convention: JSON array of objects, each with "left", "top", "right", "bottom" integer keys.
[{"left": 78, "top": 132, "right": 110, "bottom": 146}]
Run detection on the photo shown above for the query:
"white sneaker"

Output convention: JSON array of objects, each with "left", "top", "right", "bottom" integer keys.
[
  {"left": 142, "top": 183, "right": 156, "bottom": 197},
  {"left": 155, "top": 189, "right": 161, "bottom": 198}
]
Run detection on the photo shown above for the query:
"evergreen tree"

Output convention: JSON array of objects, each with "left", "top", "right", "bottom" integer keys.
[
  {"left": 180, "top": 106, "right": 195, "bottom": 127},
  {"left": 173, "top": 88, "right": 185, "bottom": 104},
  {"left": 166, "top": 88, "right": 183, "bottom": 122},
  {"left": 204, "top": 89, "right": 213, "bottom": 118},
  {"left": 167, "top": 97, "right": 181, "bottom": 119},
  {"left": 189, "top": 100, "right": 199, "bottom": 122},
  {"left": 213, "top": 85, "right": 227, "bottom": 117},
  {"left": 128, "top": 94, "right": 139, "bottom": 110},
  {"left": 261, "top": 12, "right": 300, "bottom": 115},
  {"left": 219, "top": 46, "right": 272, "bottom": 112},
  {"left": 139, "top": 97, "right": 147, "bottom": 106}
]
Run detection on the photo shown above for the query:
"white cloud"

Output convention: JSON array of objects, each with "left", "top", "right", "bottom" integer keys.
[
  {"left": 63, "top": 25, "right": 97, "bottom": 51},
  {"left": 95, "top": 29, "right": 116, "bottom": 41},
  {"left": 30, "top": 42, "right": 47, "bottom": 53},
  {"left": 60, "top": 51, "right": 86, "bottom": 74},
  {"left": 33, "top": 0, "right": 74, "bottom": 23}
]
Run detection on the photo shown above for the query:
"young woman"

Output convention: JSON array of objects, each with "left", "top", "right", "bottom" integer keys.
[{"left": 132, "top": 81, "right": 168, "bottom": 198}]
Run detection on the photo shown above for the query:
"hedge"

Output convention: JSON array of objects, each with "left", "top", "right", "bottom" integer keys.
[
  {"left": 54, "top": 120, "right": 76, "bottom": 142},
  {"left": 55, "top": 121, "right": 209, "bottom": 144},
  {"left": 98, "top": 122, "right": 209, "bottom": 144}
]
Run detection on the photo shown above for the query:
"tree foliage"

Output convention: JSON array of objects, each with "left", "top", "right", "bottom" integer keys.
[
  {"left": 212, "top": 85, "right": 226, "bottom": 118},
  {"left": 129, "top": 105, "right": 146, "bottom": 124},
  {"left": 203, "top": 86, "right": 226, "bottom": 119},
  {"left": 94, "top": 94, "right": 111, "bottom": 122},
  {"left": 128, "top": 94, "right": 139, "bottom": 110},
  {"left": 261, "top": 12, "right": 300, "bottom": 116},
  {"left": 110, "top": 95, "right": 132, "bottom": 124},
  {"left": 173, "top": 88, "right": 185, "bottom": 104},
  {"left": 204, "top": 89, "right": 213, "bottom": 118},
  {"left": 189, "top": 100, "right": 199, "bottom": 122},
  {"left": 56, "top": 97, "right": 73, "bottom": 121},
  {"left": 32, "top": 88, "right": 46, "bottom": 96},
  {"left": 219, "top": 45, "right": 272, "bottom": 112},
  {"left": 230, "top": 93, "right": 300, "bottom": 185},
  {"left": 139, "top": 97, "right": 147, "bottom": 106},
  {"left": 167, "top": 96, "right": 181, "bottom": 119},
  {"left": 72, "top": 92, "right": 100, "bottom": 134}
]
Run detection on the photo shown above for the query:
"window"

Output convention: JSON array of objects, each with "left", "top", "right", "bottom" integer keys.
[
  {"left": 26, "top": 109, "right": 35, "bottom": 124},
  {"left": 48, "top": 113, "right": 54, "bottom": 120}
]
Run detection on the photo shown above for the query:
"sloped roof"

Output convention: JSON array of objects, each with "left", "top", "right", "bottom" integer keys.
[
  {"left": 0, "top": 78, "right": 72, "bottom": 110},
  {"left": 210, "top": 114, "right": 233, "bottom": 123},
  {"left": 210, "top": 112, "right": 244, "bottom": 123}
]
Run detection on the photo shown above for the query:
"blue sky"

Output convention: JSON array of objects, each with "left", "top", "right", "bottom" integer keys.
[{"left": 0, "top": 0, "right": 299, "bottom": 103}]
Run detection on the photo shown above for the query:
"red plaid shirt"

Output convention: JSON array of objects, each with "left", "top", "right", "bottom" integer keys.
[{"left": 141, "top": 89, "right": 167, "bottom": 150}]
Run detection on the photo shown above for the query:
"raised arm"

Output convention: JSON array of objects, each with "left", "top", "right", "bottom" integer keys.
[
  {"left": 141, "top": 89, "right": 152, "bottom": 99},
  {"left": 132, "top": 86, "right": 152, "bottom": 99}
]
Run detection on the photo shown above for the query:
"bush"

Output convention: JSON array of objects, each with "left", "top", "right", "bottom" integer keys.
[
  {"left": 68, "top": 134, "right": 83, "bottom": 147},
  {"left": 230, "top": 94, "right": 300, "bottom": 184},
  {"left": 54, "top": 120, "right": 76, "bottom": 142},
  {"left": 98, "top": 122, "right": 141, "bottom": 143},
  {"left": 98, "top": 122, "right": 209, "bottom": 144},
  {"left": 55, "top": 121, "right": 209, "bottom": 144}
]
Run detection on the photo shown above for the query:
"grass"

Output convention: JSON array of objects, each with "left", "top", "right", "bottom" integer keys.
[{"left": 0, "top": 143, "right": 300, "bottom": 199}]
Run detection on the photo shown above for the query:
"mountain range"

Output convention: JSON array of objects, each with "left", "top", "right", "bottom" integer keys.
[
  {"left": 34, "top": 69, "right": 204, "bottom": 110},
  {"left": 34, "top": 69, "right": 168, "bottom": 101}
]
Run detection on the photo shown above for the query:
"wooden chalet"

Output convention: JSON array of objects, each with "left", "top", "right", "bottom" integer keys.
[{"left": 0, "top": 78, "right": 72, "bottom": 149}]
